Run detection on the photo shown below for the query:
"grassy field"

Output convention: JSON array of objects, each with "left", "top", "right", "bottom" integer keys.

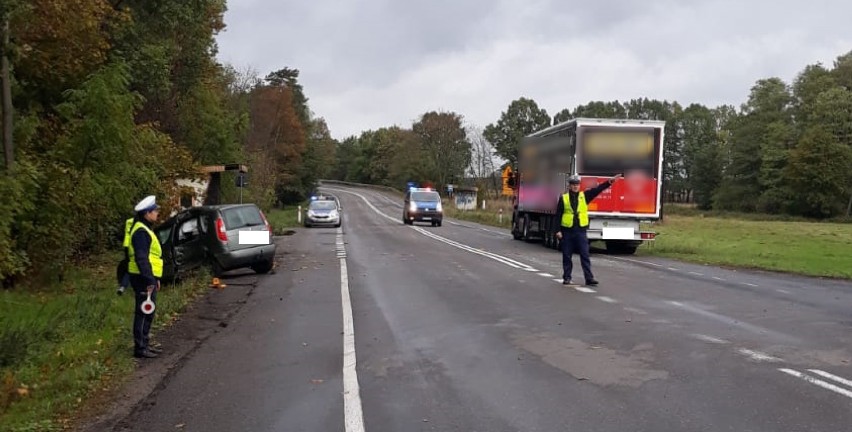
[
  {"left": 446, "top": 200, "right": 852, "bottom": 279},
  {"left": 0, "top": 255, "right": 209, "bottom": 431}
]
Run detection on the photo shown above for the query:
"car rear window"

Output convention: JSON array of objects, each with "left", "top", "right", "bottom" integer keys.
[
  {"left": 411, "top": 192, "right": 440, "bottom": 202},
  {"left": 222, "top": 206, "right": 264, "bottom": 230}
]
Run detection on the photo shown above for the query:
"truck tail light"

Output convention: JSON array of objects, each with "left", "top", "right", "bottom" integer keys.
[
  {"left": 216, "top": 217, "right": 228, "bottom": 242},
  {"left": 640, "top": 232, "right": 656, "bottom": 240}
]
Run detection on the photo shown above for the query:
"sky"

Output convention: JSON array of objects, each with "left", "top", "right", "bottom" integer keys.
[{"left": 215, "top": 0, "right": 852, "bottom": 140}]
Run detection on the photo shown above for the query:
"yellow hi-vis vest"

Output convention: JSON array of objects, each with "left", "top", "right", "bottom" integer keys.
[
  {"left": 126, "top": 221, "right": 163, "bottom": 278},
  {"left": 561, "top": 192, "right": 589, "bottom": 228}
]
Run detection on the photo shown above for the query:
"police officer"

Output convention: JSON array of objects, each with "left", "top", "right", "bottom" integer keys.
[
  {"left": 555, "top": 174, "right": 623, "bottom": 286},
  {"left": 126, "top": 195, "right": 163, "bottom": 359}
]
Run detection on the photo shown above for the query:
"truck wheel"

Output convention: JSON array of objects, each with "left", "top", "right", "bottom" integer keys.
[
  {"left": 512, "top": 214, "right": 523, "bottom": 240},
  {"left": 522, "top": 214, "right": 531, "bottom": 242}
]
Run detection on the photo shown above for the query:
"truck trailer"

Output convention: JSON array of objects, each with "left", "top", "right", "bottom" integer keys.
[{"left": 511, "top": 118, "right": 665, "bottom": 255}]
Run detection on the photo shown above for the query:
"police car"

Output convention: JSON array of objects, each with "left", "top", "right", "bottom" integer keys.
[
  {"left": 304, "top": 195, "right": 342, "bottom": 228},
  {"left": 402, "top": 188, "right": 442, "bottom": 226}
]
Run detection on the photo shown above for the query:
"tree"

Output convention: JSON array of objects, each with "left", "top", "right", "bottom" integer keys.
[
  {"left": 483, "top": 97, "right": 550, "bottom": 166},
  {"left": 786, "top": 127, "right": 851, "bottom": 218},
  {"left": 413, "top": 111, "right": 471, "bottom": 190},
  {"left": 680, "top": 104, "right": 720, "bottom": 209},
  {"left": 466, "top": 125, "right": 501, "bottom": 195}
]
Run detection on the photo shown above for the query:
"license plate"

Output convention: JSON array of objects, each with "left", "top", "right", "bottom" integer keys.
[{"left": 422, "top": 217, "right": 431, "bottom": 221}]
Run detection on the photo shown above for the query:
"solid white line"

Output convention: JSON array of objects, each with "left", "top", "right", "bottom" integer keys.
[
  {"left": 691, "top": 334, "right": 729, "bottom": 344},
  {"left": 779, "top": 369, "right": 852, "bottom": 400},
  {"left": 809, "top": 369, "right": 852, "bottom": 389},
  {"left": 538, "top": 272, "right": 555, "bottom": 278},
  {"left": 339, "top": 241, "right": 364, "bottom": 431},
  {"left": 523, "top": 268, "right": 540, "bottom": 272},
  {"left": 688, "top": 271, "right": 704, "bottom": 276},
  {"left": 738, "top": 348, "right": 782, "bottom": 363},
  {"left": 575, "top": 286, "right": 596, "bottom": 293},
  {"left": 596, "top": 296, "right": 617, "bottom": 303}
]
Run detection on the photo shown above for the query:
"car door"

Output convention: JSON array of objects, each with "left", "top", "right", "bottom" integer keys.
[
  {"left": 174, "top": 215, "right": 206, "bottom": 274},
  {"left": 155, "top": 222, "right": 177, "bottom": 281}
]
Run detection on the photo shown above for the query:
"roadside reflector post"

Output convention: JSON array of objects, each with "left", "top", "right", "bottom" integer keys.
[
  {"left": 298, "top": 205, "right": 302, "bottom": 224},
  {"left": 481, "top": 200, "right": 486, "bottom": 210},
  {"left": 499, "top": 208, "right": 503, "bottom": 224}
]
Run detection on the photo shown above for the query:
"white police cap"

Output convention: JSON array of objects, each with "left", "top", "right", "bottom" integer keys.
[{"left": 134, "top": 195, "right": 159, "bottom": 212}]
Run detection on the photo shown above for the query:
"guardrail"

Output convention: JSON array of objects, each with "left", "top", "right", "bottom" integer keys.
[{"left": 318, "top": 179, "right": 404, "bottom": 196}]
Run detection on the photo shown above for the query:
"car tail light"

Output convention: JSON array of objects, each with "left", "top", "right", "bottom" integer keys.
[
  {"left": 640, "top": 232, "right": 656, "bottom": 240},
  {"left": 259, "top": 210, "right": 272, "bottom": 233},
  {"left": 216, "top": 217, "right": 228, "bottom": 242}
]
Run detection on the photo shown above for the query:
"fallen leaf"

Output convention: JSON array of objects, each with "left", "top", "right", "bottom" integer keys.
[{"left": 16, "top": 387, "right": 29, "bottom": 397}]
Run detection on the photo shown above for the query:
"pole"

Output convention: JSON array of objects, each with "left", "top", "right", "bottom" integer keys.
[
  {"left": 297, "top": 205, "right": 302, "bottom": 224},
  {"left": 2, "top": 17, "right": 13, "bottom": 171},
  {"left": 481, "top": 199, "right": 486, "bottom": 211},
  {"left": 498, "top": 208, "right": 503, "bottom": 224}
]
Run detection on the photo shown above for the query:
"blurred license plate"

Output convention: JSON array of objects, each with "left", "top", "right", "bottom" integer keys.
[{"left": 422, "top": 217, "right": 431, "bottom": 221}]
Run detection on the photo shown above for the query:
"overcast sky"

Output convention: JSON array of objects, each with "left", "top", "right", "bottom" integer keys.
[{"left": 215, "top": 0, "right": 852, "bottom": 140}]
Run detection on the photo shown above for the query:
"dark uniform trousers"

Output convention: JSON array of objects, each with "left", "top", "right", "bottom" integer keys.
[
  {"left": 130, "top": 274, "right": 157, "bottom": 354},
  {"left": 560, "top": 227, "right": 594, "bottom": 282}
]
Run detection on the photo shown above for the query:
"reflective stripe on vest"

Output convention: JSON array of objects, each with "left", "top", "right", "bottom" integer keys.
[
  {"left": 561, "top": 192, "right": 589, "bottom": 228},
  {"left": 127, "top": 221, "right": 163, "bottom": 278}
]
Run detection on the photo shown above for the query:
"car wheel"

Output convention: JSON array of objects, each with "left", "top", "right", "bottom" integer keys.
[
  {"left": 436, "top": 220, "right": 442, "bottom": 227},
  {"left": 251, "top": 260, "right": 273, "bottom": 274}
]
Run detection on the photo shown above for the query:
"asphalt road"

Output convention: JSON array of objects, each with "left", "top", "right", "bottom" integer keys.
[{"left": 121, "top": 184, "right": 852, "bottom": 432}]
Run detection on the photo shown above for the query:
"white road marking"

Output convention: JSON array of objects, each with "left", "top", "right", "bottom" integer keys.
[
  {"left": 737, "top": 349, "right": 782, "bottom": 363},
  {"left": 666, "top": 301, "right": 796, "bottom": 342},
  {"left": 552, "top": 278, "right": 564, "bottom": 283},
  {"left": 607, "top": 256, "right": 665, "bottom": 268},
  {"left": 691, "top": 334, "right": 730, "bottom": 344},
  {"left": 808, "top": 369, "right": 852, "bottom": 389},
  {"left": 779, "top": 369, "right": 852, "bottom": 400},
  {"left": 623, "top": 307, "right": 648, "bottom": 315},
  {"left": 712, "top": 276, "right": 725, "bottom": 281},
  {"left": 743, "top": 282, "right": 759, "bottom": 287},
  {"left": 688, "top": 271, "right": 704, "bottom": 276},
  {"left": 449, "top": 221, "right": 461, "bottom": 226},
  {"left": 575, "top": 287, "right": 596, "bottom": 293},
  {"left": 538, "top": 272, "right": 555, "bottom": 278},
  {"left": 326, "top": 188, "right": 542, "bottom": 274},
  {"left": 776, "top": 289, "right": 791, "bottom": 294},
  {"left": 337, "top": 229, "right": 365, "bottom": 432},
  {"left": 523, "top": 267, "right": 540, "bottom": 272},
  {"left": 596, "top": 296, "right": 617, "bottom": 303},
  {"left": 667, "top": 267, "right": 679, "bottom": 271}
]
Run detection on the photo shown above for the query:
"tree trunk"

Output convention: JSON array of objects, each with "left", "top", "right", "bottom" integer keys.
[
  {"left": 1, "top": 18, "right": 12, "bottom": 171},
  {"left": 846, "top": 192, "right": 851, "bottom": 218}
]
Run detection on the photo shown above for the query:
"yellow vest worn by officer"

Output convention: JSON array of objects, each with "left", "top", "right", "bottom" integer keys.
[
  {"left": 561, "top": 192, "right": 589, "bottom": 228},
  {"left": 126, "top": 221, "right": 163, "bottom": 278}
]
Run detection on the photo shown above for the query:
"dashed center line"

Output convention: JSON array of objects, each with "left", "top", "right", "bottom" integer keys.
[
  {"left": 712, "top": 276, "right": 725, "bottom": 281},
  {"left": 738, "top": 349, "right": 782, "bottom": 363},
  {"left": 596, "top": 296, "right": 617, "bottom": 303},
  {"left": 574, "top": 286, "right": 596, "bottom": 293},
  {"left": 689, "top": 271, "right": 704, "bottom": 276}
]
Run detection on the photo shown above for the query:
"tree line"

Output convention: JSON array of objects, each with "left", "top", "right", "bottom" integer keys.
[
  {"left": 333, "top": 51, "right": 852, "bottom": 220},
  {"left": 0, "top": 1, "right": 333, "bottom": 284}
]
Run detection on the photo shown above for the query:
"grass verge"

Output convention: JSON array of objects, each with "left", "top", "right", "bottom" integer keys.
[
  {"left": 266, "top": 202, "right": 307, "bottom": 233},
  {"left": 447, "top": 200, "right": 852, "bottom": 279},
  {"left": 0, "top": 254, "right": 209, "bottom": 431}
]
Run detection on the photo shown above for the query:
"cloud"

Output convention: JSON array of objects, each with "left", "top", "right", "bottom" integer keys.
[{"left": 216, "top": 0, "right": 852, "bottom": 140}]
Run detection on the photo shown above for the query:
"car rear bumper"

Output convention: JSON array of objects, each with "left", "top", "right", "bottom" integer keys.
[{"left": 216, "top": 244, "right": 276, "bottom": 270}]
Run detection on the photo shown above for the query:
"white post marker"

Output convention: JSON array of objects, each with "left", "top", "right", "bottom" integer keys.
[
  {"left": 498, "top": 208, "right": 503, "bottom": 224},
  {"left": 481, "top": 199, "right": 486, "bottom": 210},
  {"left": 297, "top": 205, "right": 302, "bottom": 224}
]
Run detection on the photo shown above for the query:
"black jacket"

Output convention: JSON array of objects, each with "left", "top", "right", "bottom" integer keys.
[{"left": 555, "top": 181, "right": 613, "bottom": 230}]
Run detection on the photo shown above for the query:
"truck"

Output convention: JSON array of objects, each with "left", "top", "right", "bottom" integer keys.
[{"left": 510, "top": 118, "right": 665, "bottom": 255}]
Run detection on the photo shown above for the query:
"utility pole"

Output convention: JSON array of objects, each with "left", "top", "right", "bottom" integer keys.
[{"left": 1, "top": 16, "right": 12, "bottom": 171}]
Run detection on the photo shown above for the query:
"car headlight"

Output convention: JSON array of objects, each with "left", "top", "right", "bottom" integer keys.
[
  {"left": 436, "top": 202, "right": 443, "bottom": 212},
  {"left": 330, "top": 210, "right": 339, "bottom": 218},
  {"left": 409, "top": 202, "right": 417, "bottom": 212},
  {"left": 307, "top": 210, "right": 316, "bottom": 217}
]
